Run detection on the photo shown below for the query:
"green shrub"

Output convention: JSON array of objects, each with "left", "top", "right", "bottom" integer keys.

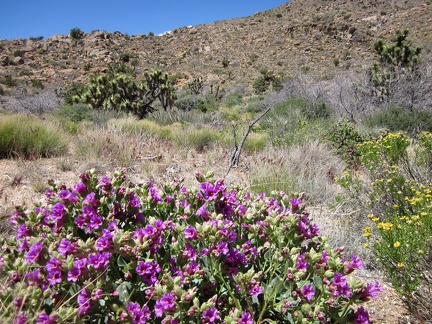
[
  {"left": 0, "top": 115, "right": 67, "bottom": 159},
  {"left": 364, "top": 105, "right": 432, "bottom": 134},
  {"left": 3, "top": 75, "right": 17, "bottom": 87},
  {"left": 120, "top": 52, "right": 131, "bottom": 63},
  {"left": 253, "top": 76, "right": 269, "bottom": 94},
  {"left": 29, "top": 36, "right": 44, "bottom": 41},
  {"left": 223, "top": 93, "right": 243, "bottom": 108},
  {"left": 175, "top": 93, "right": 218, "bottom": 113},
  {"left": 30, "top": 79, "right": 44, "bottom": 89},
  {"left": 259, "top": 98, "right": 332, "bottom": 147},
  {"left": 70, "top": 27, "right": 84, "bottom": 40},
  {"left": 13, "top": 50, "right": 25, "bottom": 57},
  {"left": 175, "top": 126, "right": 221, "bottom": 151},
  {"left": 55, "top": 104, "right": 94, "bottom": 123},
  {"left": 0, "top": 169, "right": 380, "bottom": 323},
  {"left": 326, "top": 122, "right": 372, "bottom": 166}
]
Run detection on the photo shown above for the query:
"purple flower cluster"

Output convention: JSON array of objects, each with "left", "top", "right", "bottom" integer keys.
[{"left": 1, "top": 169, "right": 381, "bottom": 323}]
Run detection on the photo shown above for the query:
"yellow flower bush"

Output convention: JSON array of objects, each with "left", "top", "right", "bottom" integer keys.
[{"left": 337, "top": 131, "right": 432, "bottom": 318}]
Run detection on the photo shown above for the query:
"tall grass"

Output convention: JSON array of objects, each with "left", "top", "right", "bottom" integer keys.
[
  {"left": 73, "top": 126, "right": 144, "bottom": 168},
  {"left": 0, "top": 114, "right": 67, "bottom": 159},
  {"left": 248, "top": 140, "right": 344, "bottom": 204}
]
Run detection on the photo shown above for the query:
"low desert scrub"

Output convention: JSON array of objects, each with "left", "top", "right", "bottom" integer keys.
[
  {"left": 149, "top": 109, "right": 221, "bottom": 126},
  {"left": 108, "top": 117, "right": 178, "bottom": 140},
  {"left": 173, "top": 126, "right": 223, "bottom": 152},
  {"left": 0, "top": 114, "right": 68, "bottom": 159}
]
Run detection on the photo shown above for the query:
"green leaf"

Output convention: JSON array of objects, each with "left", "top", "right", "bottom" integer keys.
[
  {"left": 313, "top": 276, "right": 323, "bottom": 290},
  {"left": 116, "top": 281, "right": 132, "bottom": 304}
]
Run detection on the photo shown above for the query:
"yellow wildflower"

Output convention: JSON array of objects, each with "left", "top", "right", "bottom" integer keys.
[
  {"left": 397, "top": 262, "right": 404, "bottom": 268},
  {"left": 377, "top": 222, "right": 393, "bottom": 231},
  {"left": 393, "top": 241, "right": 401, "bottom": 248}
]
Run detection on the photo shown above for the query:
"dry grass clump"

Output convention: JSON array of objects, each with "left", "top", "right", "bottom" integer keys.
[
  {"left": 73, "top": 126, "right": 146, "bottom": 169},
  {"left": 247, "top": 139, "right": 344, "bottom": 204}
]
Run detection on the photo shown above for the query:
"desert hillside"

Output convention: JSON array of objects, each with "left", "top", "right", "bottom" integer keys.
[{"left": 0, "top": 0, "right": 431, "bottom": 90}]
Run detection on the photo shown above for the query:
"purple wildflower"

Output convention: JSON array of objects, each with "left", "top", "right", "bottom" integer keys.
[
  {"left": 87, "top": 252, "right": 111, "bottom": 270},
  {"left": 199, "top": 182, "right": 219, "bottom": 201},
  {"left": 74, "top": 182, "right": 87, "bottom": 195},
  {"left": 148, "top": 182, "right": 163, "bottom": 203},
  {"left": 358, "top": 281, "right": 383, "bottom": 301},
  {"left": 296, "top": 254, "right": 309, "bottom": 271},
  {"left": 215, "top": 241, "right": 229, "bottom": 256},
  {"left": 95, "top": 230, "right": 114, "bottom": 251},
  {"left": 154, "top": 293, "right": 176, "bottom": 317},
  {"left": 290, "top": 197, "right": 302, "bottom": 210},
  {"left": 25, "top": 241, "right": 44, "bottom": 263},
  {"left": 98, "top": 176, "right": 112, "bottom": 193},
  {"left": 16, "top": 223, "right": 31, "bottom": 239},
  {"left": 14, "top": 312, "right": 28, "bottom": 324},
  {"left": 77, "top": 289, "right": 92, "bottom": 317},
  {"left": 51, "top": 202, "right": 66, "bottom": 221},
  {"left": 346, "top": 255, "right": 364, "bottom": 273},
  {"left": 196, "top": 204, "right": 211, "bottom": 220},
  {"left": 249, "top": 286, "right": 263, "bottom": 298},
  {"left": 26, "top": 269, "right": 43, "bottom": 285},
  {"left": 68, "top": 267, "right": 81, "bottom": 282},
  {"left": 36, "top": 311, "right": 57, "bottom": 324},
  {"left": 58, "top": 238, "right": 78, "bottom": 257},
  {"left": 136, "top": 260, "right": 161, "bottom": 285},
  {"left": 128, "top": 194, "right": 141, "bottom": 209},
  {"left": 331, "top": 273, "right": 352, "bottom": 298},
  {"left": 126, "top": 302, "right": 151, "bottom": 324},
  {"left": 84, "top": 192, "right": 99, "bottom": 206},
  {"left": 202, "top": 307, "right": 220, "bottom": 323},
  {"left": 143, "top": 225, "right": 157, "bottom": 238},
  {"left": 238, "top": 312, "right": 254, "bottom": 324},
  {"left": 46, "top": 257, "right": 62, "bottom": 285},
  {"left": 184, "top": 225, "right": 198, "bottom": 240},
  {"left": 301, "top": 284, "right": 315, "bottom": 301},
  {"left": 353, "top": 307, "right": 370, "bottom": 324}
]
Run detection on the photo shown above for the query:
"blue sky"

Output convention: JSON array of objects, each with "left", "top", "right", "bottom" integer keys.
[{"left": 1, "top": 1, "right": 288, "bottom": 40}]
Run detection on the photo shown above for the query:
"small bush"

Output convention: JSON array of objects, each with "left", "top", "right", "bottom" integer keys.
[
  {"left": 55, "top": 104, "right": 94, "bottom": 123},
  {"left": 175, "top": 93, "right": 218, "bottom": 113},
  {"left": 29, "top": 36, "right": 44, "bottom": 41},
  {"left": 326, "top": 122, "right": 372, "bottom": 166},
  {"left": 0, "top": 169, "right": 380, "bottom": 323},
  {"left": 30, "top": 79, "right": 44, "bottom": 89},
  {"left": 175, "top": 126, "right": 221, "bottom": 151},
  {"left": 3, "top": 75, "right": 17, "bottom": 87},
  {"left": 13, "top": 50, "right": 25, "bottom": 57},
  {"left": 223, "top": 93, "right": 243, "bottom": 108},
  {"left": 253, "top": 77, "right": 269, "bottom": 94},
  {"left": 0, "top": 115, "right": 67, "bottom": 159},
  {"left": 70, "top": 27, "right": 84, "bottom": 40},
  {"left": 364, "top": 105, "right": 432, "bottom": 134}
]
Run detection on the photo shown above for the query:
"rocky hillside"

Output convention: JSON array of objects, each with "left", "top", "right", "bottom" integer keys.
[{"left": 0, "top": 0, "right": 431, "bottom": 91}]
